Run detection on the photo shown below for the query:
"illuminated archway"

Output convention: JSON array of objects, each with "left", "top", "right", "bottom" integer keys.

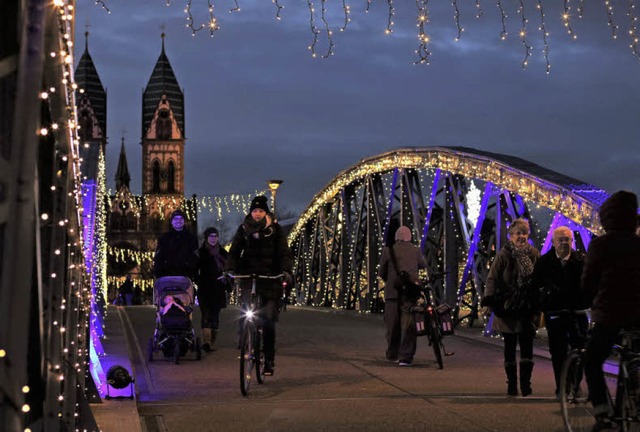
[{"left": 288, "top": 146, "right": 608, "bottom": 323}]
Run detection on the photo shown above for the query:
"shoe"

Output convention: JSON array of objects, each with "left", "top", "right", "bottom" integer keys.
[
  {"left": 202, "top": 343, "right": 211, "bottom": 353},
  {"left": 398, "top": 360, "right": 413, "bottom": 367},
  {"left": 264, "top": 360, "right": 274, "bottom": 376},
  {"left": 591, "top": 415, "right": 618, "bottom": 431},
  {"left": 385, "top": 356, "right": 398, "bottom": 362}
]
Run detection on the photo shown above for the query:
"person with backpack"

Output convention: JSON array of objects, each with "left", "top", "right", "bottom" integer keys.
[{"left": 378, "top": 225, "right": 427, "bottom": 367}]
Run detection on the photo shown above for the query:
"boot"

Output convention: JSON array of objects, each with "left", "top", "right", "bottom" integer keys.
[
  {"left": 202, "top": 328, "right": 212, "bottom": 353},
  {"left": 210, "top": 330, "right": 218, "bottom": 348},
  {"left": 520, "top": 359, "right": 534, "bottom": 397},
  {"left": 505, "top": 361, "right": 518, "bottom": 396}
]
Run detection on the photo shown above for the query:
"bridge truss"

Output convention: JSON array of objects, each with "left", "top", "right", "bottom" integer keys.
[{"left": 288, "top": 147, "right": 608, "bottom": 325}]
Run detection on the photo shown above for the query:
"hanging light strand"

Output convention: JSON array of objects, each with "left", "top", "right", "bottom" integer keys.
[
  {"left": 496, "top": 0, "right": 508, "bottom": 40},
  {"left": 475, "top": 0, "right": 483, "bottom": 18},
  {"left": 605, "top": 0, "right": 619, "bottom": 39},
  {"left": 229, "top": 0, "right": 240, "bottom": 13},
  {"left": 452, "top": 0, "right": 463, "bottom": 41},
  {"left": 562, "top": 0, "right": 577, "bottom": 39},
  {"left": 627, "top": 0, "right": 640, "bottom": 59},
  {"left": 340, "top": 0, "right": 351, "bottom": 32},
  {"left": 385, "top": 0, "right": 396, "bottom": 35},
  {"left": 415, "top": 0, "right": 431, "bottom": 65},
  {"left": 273, "top": 0, "right": 284, "bottom": 20},
  {"left": 537, "top": 0, "right": 551, "bottom": 74},
  {"left": 518, "top": 0, "right": 532, "bottom": 69},
  {"left": 306, "top": 0, "right": 321, "bottom": 58},
  {"left": 320, "top": 0, "right": 335, "bottom": 57}
]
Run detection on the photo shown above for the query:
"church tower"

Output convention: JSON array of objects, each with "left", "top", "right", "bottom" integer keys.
[
  {"left": 141, "top": 33, "right": 186, "bottom": 197},
  {"left": 75, "top": 32, "right": 107, "bottom": 178}
]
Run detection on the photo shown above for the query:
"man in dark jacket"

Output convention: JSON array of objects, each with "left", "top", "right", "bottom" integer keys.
[
  {"left": 532, "top": 226, "right": 588, "bottom": 398},
  {"left": 225, "top": 195, "right": 293, "bottom": 375},
  {"left": 153, "top": 209, "right": 199, "bottom": 279},
  {"left": 582, "top": 190, "right": 640, "bottom": 431}
]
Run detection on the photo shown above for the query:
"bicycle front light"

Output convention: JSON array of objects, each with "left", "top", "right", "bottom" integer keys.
[{"left": 244, "top": 309, "right": 255, "bottom": 320}]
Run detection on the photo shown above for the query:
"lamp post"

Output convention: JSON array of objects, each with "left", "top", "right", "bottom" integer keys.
[{"left": 267, "top": 179, "right": 283, "bottom": 219}]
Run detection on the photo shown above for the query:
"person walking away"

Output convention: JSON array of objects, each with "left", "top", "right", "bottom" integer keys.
[
  {"left": 481, "top": 218, "right": 540, "bottom": 396},
  {"left": 582, "top": 190, "right": 640, "bottom": 431},
  {"left": 531, "top": 226, "right": 589, "bottom": 399},
  {"left": 153, "top": 209, "right": 199, "bottom": 279},
  {"left": 378, "top": 225, "right": 427, "bottom": 366},
  {"left": 225, "top": 195, "right": 293, "bottom": 376},
  {"left": 119, "top": 275, "right": 134, "bottom": 305},
  {"left": 196, "top": 227, "right": 228, "bottom": 352}
]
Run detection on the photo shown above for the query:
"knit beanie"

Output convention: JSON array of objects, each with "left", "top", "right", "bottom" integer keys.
[
  {"left": 204, "top": 227, "right": 219, "bottom": 238},
  {"left": 599, "top": 190, "right": 638, "bottom": 233},
  {"left": 249, "top": 195, "right": 270, "bottom": 213},
  {"left": 395, "top": 226, "right": 412, "bottom": 242},
  {"left": 170, "top": 209, "right": 186, "bottom": 222}
]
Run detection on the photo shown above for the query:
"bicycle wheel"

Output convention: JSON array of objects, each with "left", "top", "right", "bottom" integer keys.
[
  {"left": 560, "top": 350, "right": 591, "bottom": 431},
  {"left": 240, "top": 324, "right": 254, "bottom": 396},
  {"left": 428, "top": 312, "right": 444, "bottom": 370},
  {"left": 255, "top": 328, "right": 266, "bottom": 384},
  {"left": 617, "top": 381, "right": 640, "bottom": 432}
]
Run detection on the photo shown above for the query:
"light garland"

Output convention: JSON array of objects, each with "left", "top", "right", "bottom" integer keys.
[
  {"left": 88, "top": 0, "right": 640, "bottom": 69},
  {"left": 289, "top": 147, "right": 607, "bottom": 245}
]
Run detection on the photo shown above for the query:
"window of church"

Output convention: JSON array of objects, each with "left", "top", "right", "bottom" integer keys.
[
  {"left": 152, "top": 160, "right": 161, "bottom": 193},
  {"left": 156, "top": 109, "right": 171, "bottom": 140},
  {"left": 167, "top": 160, "right": 175, "bottom": 192}
]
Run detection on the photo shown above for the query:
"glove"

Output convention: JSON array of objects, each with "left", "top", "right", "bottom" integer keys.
[{"left": 282, "top": 271, "right": 294, "bottom": 289}]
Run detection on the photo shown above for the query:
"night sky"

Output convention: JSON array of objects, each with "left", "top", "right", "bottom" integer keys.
[{"left": 75, "top": 1, "right": 640, "bottom": 218}]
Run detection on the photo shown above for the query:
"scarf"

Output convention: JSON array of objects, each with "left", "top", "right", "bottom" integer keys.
[
  {"left": 243, "top": 214, "right": 273, "bottom": 239},
  {"left": 504, "top": 241, "right": 535, "bottom": 289},
  {"left": 205, "top": 243, "right": 226, "bottom": 271}
]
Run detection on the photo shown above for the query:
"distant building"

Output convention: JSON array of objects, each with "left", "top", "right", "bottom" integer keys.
[{"left": 76, "top": 34, "right": 197, "bottom": 296}]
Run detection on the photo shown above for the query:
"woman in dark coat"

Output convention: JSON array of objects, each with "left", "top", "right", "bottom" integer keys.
[
  {"left": 196, "top": 227, "right": 228, "bottom": 352},
  {"left": 225, "top": 195, "right": 293, "bottom": 375},
  {"left": 482, "top": 218, "right": 540, "bottom": 396}
]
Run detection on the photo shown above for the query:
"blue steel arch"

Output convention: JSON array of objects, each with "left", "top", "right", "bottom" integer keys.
[{"left": 288, "top": 147, "right": 608, "bottom": 323}]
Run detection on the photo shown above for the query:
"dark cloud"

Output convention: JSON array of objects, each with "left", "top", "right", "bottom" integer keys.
[{"left": 77, "top": 1, "right": 640, "bottom": 215}]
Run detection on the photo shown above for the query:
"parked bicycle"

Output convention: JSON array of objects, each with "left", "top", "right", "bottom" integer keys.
[
  {"left": 560, "top": 325, "right": 640, "bottom": 431},
  {"left": 225, "top": 273, "right": 284, "bottom": 396},
  {"left": 412, "top": 284, "right": 454, "bottom": 370}
]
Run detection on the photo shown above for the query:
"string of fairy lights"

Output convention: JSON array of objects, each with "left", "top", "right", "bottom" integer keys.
[{"left": 90, "top": 0, "right": 640, "bottom": 70}]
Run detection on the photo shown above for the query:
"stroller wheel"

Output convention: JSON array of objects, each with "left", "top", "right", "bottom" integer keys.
[
  {"left": 195, "top": 337, "right": 202, "bottom": 361},
  {"left": 147, "top": 336, "right": 155, "bottom": 362},
  {"left": 173, "top": 339, "right": 181, "bottom": 365}
]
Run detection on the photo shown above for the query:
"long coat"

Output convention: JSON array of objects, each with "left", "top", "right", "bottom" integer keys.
[
  {"left": 196, "top": 244, "right": 228, "bottom": 308},
  {"left": 582, "top": 232, "right": 640, "bottom": 326},
  {"left": 378, "top": 241, "right": 427, "bottom": 301},
  {"left": 484, "top": 244, "right": 540, "bottom": 333},
  {"left": 531, "top": 248, "right": 587, "bottom": 314},
  {"left": 153, "top": 228, "right": 199, "bottom": 279},
  {"left": 225, "top": 214, "right": 293, "bottom": 300}
]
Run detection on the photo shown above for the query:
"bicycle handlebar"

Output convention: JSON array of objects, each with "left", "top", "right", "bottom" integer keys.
[{"left": 223, "top": 272, "right": 285, "bottom": 280}]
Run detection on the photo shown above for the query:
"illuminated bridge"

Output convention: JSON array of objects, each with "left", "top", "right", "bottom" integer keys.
[{"left": 288, "top": 147, "right": 609, "bottom": 325}]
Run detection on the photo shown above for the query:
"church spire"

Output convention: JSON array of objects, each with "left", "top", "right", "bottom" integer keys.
[
  {"left": 115, "top": 136, "right": 131, "bottom": 190},
  {"left": 142, "top": 33, "right": 184, "bottom": 138},
  {"left": 74, "top": 30, "right": 107, "bottom": 140}
]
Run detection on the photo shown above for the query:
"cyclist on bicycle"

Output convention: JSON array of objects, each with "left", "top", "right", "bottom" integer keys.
[
  {"left": 225, "top": 195, "right": 293, "bottom": 376},
  {"left": 582, "top": 190, "right": 640, "bottom": 431}
]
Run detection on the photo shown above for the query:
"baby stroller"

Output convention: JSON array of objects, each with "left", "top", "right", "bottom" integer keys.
[{"left": 147, "top": 276, "right": 202, "bottom": 364}]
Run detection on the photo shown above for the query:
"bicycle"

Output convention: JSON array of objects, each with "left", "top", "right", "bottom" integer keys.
[
  {"left": 413, "top": 285, "right": 454, "bottom": 370},
  {"left": 225, "top": 273, "right": 284, "bottom": 396},
  {"left": 560, "top": 325, "right": 640, "bottom": 431}
]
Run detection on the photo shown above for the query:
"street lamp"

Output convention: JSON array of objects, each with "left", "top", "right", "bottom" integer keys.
[{"left": 267, "top": 179, "right": 283, "bottom": 219}]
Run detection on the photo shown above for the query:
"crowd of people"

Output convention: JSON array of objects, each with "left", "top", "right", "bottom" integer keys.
[{"left": 123, "top": 190, "right": 638, "bottom": 432}]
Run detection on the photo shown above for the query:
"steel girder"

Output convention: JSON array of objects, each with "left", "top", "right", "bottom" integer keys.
[{"left": 290, "top": 148, "right": 604, "bottom": 321}]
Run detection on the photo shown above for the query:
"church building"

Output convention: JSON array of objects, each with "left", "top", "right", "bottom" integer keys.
[{"left": 75, "top": 34, "right": 198, "bottom": 296}]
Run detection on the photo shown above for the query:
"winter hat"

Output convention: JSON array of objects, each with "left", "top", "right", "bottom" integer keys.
[
  {"left": 599, "top": 190, "right": 638, "bottom": 233},
  {"left": 249, "top": 195, "right": 270, "bottom": 213},
  {"left": 204, "top": 227, "right": 219, "bottom": 238},
  {"left": 395, "top": 226, "right": 412, "bottom": 242},
  {"left": 170, "top": 209, "right": 186, "bottom": 222}
]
